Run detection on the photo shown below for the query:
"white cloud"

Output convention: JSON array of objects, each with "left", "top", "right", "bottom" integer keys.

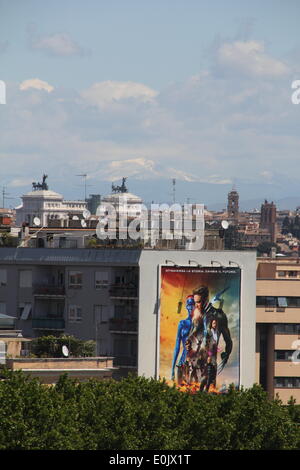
[
  {"left": 81, "top": 81, "right": 158, "bottom": 107},
  {"left": 2, "top": 40, "right": 300, "bottom": 204},
  {"left": 216, "top": 40, "right": 289, "bottom": 77},
  {"left": 9, "top": 177, "right": 34, "bottom": 188},
  {"left": 19, "top": 78, "right": 54, "bottom": 93},
  {"left": 30, "top": 32, "right": 88, "bottom": 56}
]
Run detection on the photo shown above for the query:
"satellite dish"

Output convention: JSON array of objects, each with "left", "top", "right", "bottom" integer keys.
[
  {"left": 83, "top": 209, "right": 91, "bottom": 219},
  {"left": 33, "top": 217, "right": 41, "bottom": 226},
  {"left": 62, "top": 345, "right": 69, "bottom": 357},
  {"left": 221, "top": 220, "right": 229, "bottom": 230},
  {"left": 81, "top": 220, "right": 87, "bottom": 228}
]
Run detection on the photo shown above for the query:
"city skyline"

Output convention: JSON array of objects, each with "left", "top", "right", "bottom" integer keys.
[{"left": 1, "top": 1, "right": 300, "bottom": 206}]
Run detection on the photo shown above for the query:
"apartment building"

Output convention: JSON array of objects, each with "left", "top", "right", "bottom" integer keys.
[
  {"left": 0, "top": 248, "right": 139, "bottom": 372},
  {"left": 256, "top": 257, "right": 300, "bottom": 403}
]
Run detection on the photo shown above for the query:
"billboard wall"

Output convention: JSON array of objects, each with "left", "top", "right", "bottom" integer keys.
[{"left": 159, "top": 266, "right": 241, "bottom": 393}]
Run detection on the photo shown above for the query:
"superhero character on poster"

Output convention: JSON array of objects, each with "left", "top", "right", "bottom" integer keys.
[{"left": 159, "top": 266, "right": 240, "bottom": 393}]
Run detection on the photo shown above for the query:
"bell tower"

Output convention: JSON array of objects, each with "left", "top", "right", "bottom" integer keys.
[{"left": 227, "top": 187, "right": 239, "bottom": 222}]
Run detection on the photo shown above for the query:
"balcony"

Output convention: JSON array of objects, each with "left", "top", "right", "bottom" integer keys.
[
  {"left": 32, "top": 318, "right": 65, "bottom": 330},
  {"left": 113, "top": 355, "right": 137, "bottom": 367},
  {"left": 0, "top": 314, "right": 16, "bottom": 330},
  {"left": 33, "top": 285, "right": 65, "bottom": 297},
  {"left": 109, "top": 284, "right": 138, "bottom": 299},
  {"left": 109, "top": 318, "right": 138, "bottom": 333}
]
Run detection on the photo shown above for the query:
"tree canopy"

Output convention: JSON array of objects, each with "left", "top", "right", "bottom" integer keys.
[
  {"left": 0, "top": 370, "right": 299, "bottom": 450},
  {"left": 30, "top": 335, "right": 95, "bottom": 358}
]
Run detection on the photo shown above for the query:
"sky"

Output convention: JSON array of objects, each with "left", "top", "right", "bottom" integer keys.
[{"left": 1, "top": 0, "right": 300, "bottom": 207}]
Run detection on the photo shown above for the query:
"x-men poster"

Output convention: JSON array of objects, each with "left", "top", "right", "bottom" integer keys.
[{"left": 159, "top": 266, "right": 240, "bottom": 393}]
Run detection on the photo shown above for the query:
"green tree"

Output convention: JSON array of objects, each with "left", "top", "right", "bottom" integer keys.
[
  {"left": 30, "top": 335, "right": 95, "bottom": 358},
  {"left": 256, "top": 241, "right": 280, "bottom": 256},
  {"left": 0, "top": 372, "right": 299, "bottom": 450},
  {"left": 0, "top": 232, "right": 17, "bottom": 247}
]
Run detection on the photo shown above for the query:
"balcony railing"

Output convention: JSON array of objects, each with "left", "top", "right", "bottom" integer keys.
[
  {"left": 113, "top": 355, "right": 137, "bottom": 367},
  {"left": 109, "top": 284, "right": 138, "bottom": 299},
  {"left": 109, "top": 318, "right": 138, "bottom": 332},
  {"left": 33, "top": 285, "right": 65, "bottom": 296},
  {"left": 32, "top": 318, "right": 65, "bottom": 330}
]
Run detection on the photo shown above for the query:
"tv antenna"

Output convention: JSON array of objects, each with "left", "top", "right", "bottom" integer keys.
[
  {"left": 76, "top": 173, "right": 88, "bottom": 201},
  {"left": 2, "top": 187, "right": 16, "bottom": 208},
  {"left": 172, "top": 178, "right": 176, "bottom": 204}
]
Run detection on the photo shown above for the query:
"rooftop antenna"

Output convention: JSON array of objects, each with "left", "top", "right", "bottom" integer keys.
[
  {"left": 76, "top": 174, "right": 87, "bottom": 201},
  {"left": 1, "top": 187, "right": 16, "bottom": 208},
  {"left": 172, "top": 178, "right": 176, "bottom": 204}
]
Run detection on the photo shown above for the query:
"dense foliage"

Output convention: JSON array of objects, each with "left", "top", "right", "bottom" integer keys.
[
  {"left": 30, "top": 335, "right": 95, "bottom": 358},
  {"left": 0, "top": 232, "right": 17, "bottom": 247},
  {"left": 256, "top": 241, "right": 280, "bottom": 256},
  {"left": 0, "top": 370, "right": 299, "bottom": 450}
]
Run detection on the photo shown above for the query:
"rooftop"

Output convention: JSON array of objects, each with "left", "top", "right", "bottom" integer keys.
[
  {"left": 102, "top": 192, "right": 143, "bottom": 202},
  {"left": 23, "top": 190, "right": 63, "bottom": 199},
  {"left": 0, "top": 247, "right": 141, "bottom": 265}
]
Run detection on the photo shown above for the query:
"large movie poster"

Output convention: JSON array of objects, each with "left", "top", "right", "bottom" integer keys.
[{"left": 159, "top": 266, "right": 240, "bottom": 393}]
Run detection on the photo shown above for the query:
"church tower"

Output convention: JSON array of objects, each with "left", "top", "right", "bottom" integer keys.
[
  {"left": 260, "top": 200, "right": 277, "bottom": 243},
  {"left": 227, "top": 187, "right": 239, "bottom": 222}
]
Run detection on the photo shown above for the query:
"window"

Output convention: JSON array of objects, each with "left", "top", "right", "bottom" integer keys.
[
  {"left": 287, "top": 297, "right": 300, "bottom": 307},
  {"left": 130, "top": 339, "right": 137, "bottom": 358},
  {"left": 275, "top": 350, "right": 294, "bottom": 361},
  {"left": 69, "top": 271, "right": 82, "bottom": 288},
  {"left": 0, "top": 302, "right": 6, "bottom": 314},
  {"left": 265, "top": 297, "right": 276, "bottom": 307},
  {"left": 277, "top": 297, "right": 288, "bottom": 308},
  {"left": 0, "top": 269, "right": 7, "bottom": 287},
  {"left": 274, "top": 377, "right": 300, "bottom": 388},
  {"left": 94, "top": 305, "right": 109, "bottom": 323},
  {"left": 19, "top": 303, "right": 32, "bottom": 320},
  {"left": 288, "top": 271, "right": 297, "bottom": 277},
  {"left": 68, "top": 305, "right": 82, "bottom": 322},
  {"left": 115, "top": 275, "right": 125, "bottom": 285},
  {"left": 95, "top": 271, "right": 109, "bottom": 289},
  {"left": 277, "top": 271, "right": 286, "bottom": 277},
  {"left": 256, "top": 296, "right": 266, "bottom": 307},
  {"left": 19, "top": 270, "right": 32, "bottom": 288},
  {"left": 114, "top": 337, "right": 128, "bottom": 356},
  {"left": 256, "top": 296, "right": 300, "bottom": 308},
  {"left": 274, "top": 324, "right": 300, "bottom": 335}
]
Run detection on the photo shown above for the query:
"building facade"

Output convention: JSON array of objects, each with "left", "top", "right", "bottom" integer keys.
[
  {"left": 260, "top": 200, "right": 277, "bottom": 244},
  {"left": 16, "top": 189, "right": 87, "bottom": 228},
  {"left": 256, "top": 257, "right": 300, "bottom": 403},
  {"left": 0, "top": 248, "right": 256, "bottom": 389},
  {"left": 227, "top": 188, "right": 239, "bottom": 222},
  {"left": 0, "top": 249, "right": 139, "bottom": 372}
]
